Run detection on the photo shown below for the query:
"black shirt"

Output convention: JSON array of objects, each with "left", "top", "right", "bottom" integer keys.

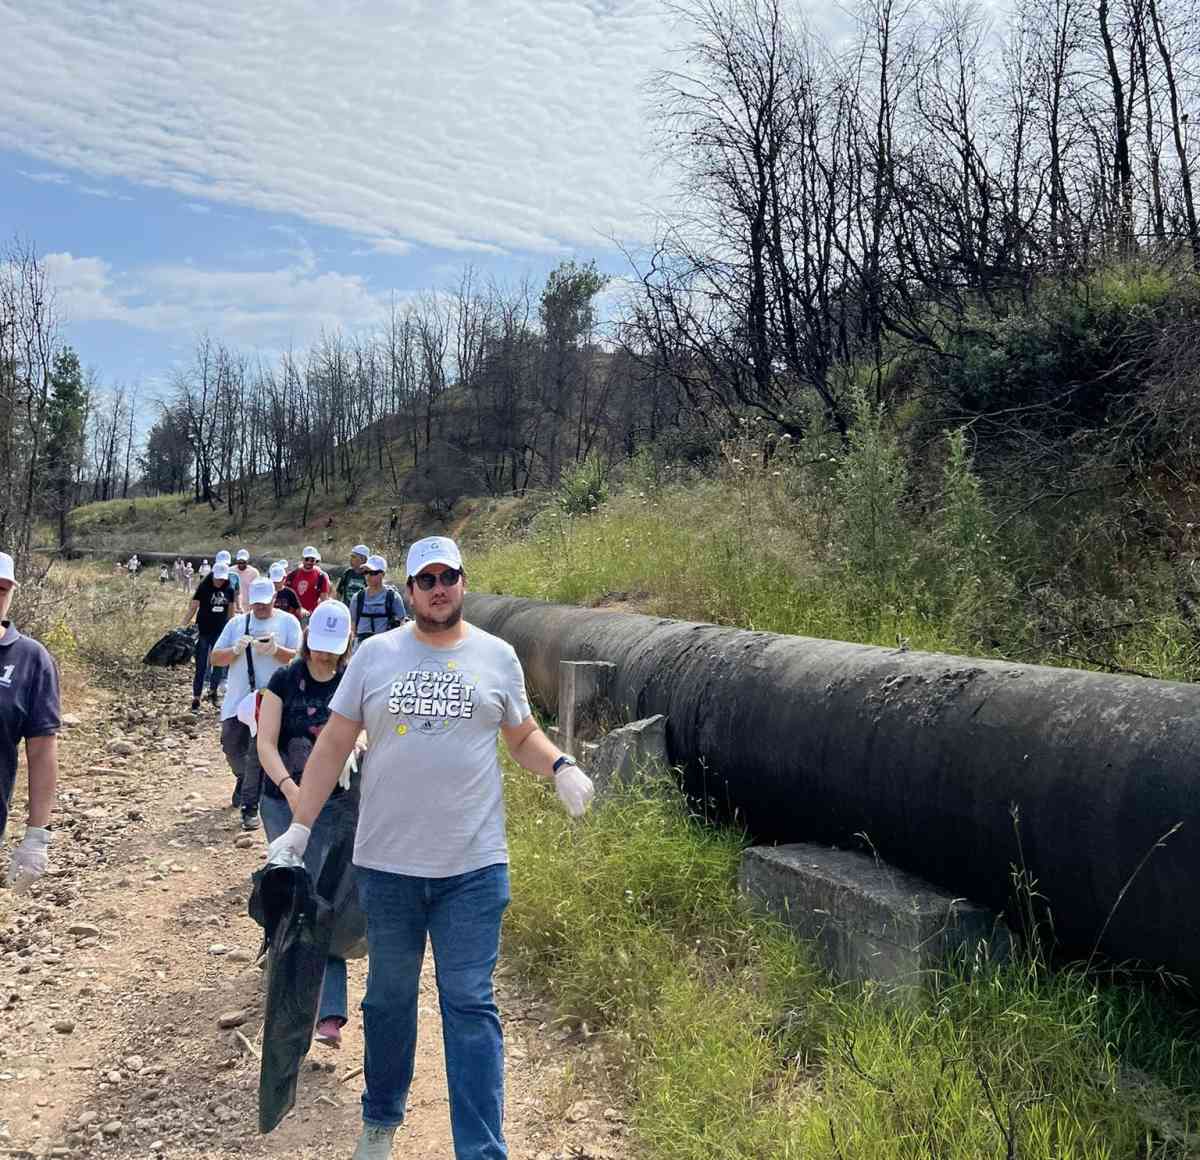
[
  {"left": 262, "top": 659, "right": 346, "bottom": 800},
  {"left": 192, "top": 576, "right": 236, "bottom": 640},
  {"left": 273, "top": 586, "right": 302, "bottom": 615}
]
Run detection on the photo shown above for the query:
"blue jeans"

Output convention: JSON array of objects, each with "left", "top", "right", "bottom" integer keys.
[
  {"left": 260, "top": 793, "right": 349, "bottom": 1024},
  {"left": 192, "top": 635, "right": 224, "bottom": 700},
  {"left": 356, "top": 863, "right": 510, "bottom": 1159}
]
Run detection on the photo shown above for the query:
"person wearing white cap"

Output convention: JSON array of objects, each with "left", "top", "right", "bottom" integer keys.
[
  {"left": 232, "top": 548, "right": 259, "bottom": 613},
  {"left": 183, "top": 560, "right": 237, "bottom": 710},
  {"left": 269, "top": 561, "right": 302, "bottom": 617},
  {"left": 256, "top": 599, "right": 358, "bottom": 1048},
  {"left": 350, "top": 555, "right": 407, "bottom": 649},
  {"left": 335, "top": 544, "right": 372, "bottom": 608},
  {"left": 285, "top": 547, "right": 331, "bottom": 623},
  {"left": 210, "top": 577, "right": 303, "bottom": 830},
  {"left": 0, "top": 551, "right": 60, "bottom": 894},
  {"left": 267, "top": 535, "right": 594, "bottom": 1160}
]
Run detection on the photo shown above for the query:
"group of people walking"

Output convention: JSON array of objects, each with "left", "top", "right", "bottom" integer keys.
[{"left": 2, "top": 534, "right": 597, "bottom": 1160}]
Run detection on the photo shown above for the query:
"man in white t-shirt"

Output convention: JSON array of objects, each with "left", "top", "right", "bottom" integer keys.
[
  {"left": 268, "top": 536, "right": 595, "bottom": 1160},
  {"left": 211, "top": 578, "right": 301, "bottom": 830}
]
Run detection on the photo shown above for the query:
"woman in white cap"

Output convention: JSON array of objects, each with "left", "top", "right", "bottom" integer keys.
[
  {"left": 269, "top": 561, "right": 302, "bottom": 617},
  {"left": 350, "top": 555, "right": 407, "bottom": 649},
  {"left": 256, "top": 599, "right": 358, "bottom": 1048},
  {"left": 0, "top": 551, "right": 60, "bottom": 893},
  {"left": 210, "top": 577, "right": 303, "bottom": 830}
]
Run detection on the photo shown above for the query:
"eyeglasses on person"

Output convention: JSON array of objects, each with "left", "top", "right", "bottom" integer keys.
[{"left": 413, "top": 567, "right": 462, "bottom": 591}]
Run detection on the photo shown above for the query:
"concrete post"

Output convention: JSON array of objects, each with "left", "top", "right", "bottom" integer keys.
[{"left": 558, "top": 660, "right": 615, "bottom": 758}]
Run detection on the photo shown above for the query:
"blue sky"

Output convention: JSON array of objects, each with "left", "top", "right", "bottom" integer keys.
[{"left": 1, "top": 0, "right": 691, "bottom": 401}]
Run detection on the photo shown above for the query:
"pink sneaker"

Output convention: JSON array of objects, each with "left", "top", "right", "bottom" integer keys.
[{"left": 314, "top": 1017, "right": 343, "bottom": 1048}]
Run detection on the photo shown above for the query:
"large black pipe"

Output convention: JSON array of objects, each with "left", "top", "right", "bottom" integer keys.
[{"left": 466, "top": 593, "right": 1200, "bottom": 979}]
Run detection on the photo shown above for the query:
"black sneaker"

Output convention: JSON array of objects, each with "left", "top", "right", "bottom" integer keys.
[
  {"left": 190, "top": 697, "right": 201, "bottom": 712},
  {"left": 240, "top": 809, "right": 260, "bottom": 832}
]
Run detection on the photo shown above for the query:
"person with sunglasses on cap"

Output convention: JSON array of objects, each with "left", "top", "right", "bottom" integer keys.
[
  {"left": 267, "top": 535, "right": 595, "bottom": 1160},
  {"left": 285, "top": 547, "right": 332, "bottom": 623},
  {"left": 232, "top": 549, "right": 259, "bottom": 614},
  {"left": 183, "top": 560, "right": 237, "bottom": 710},
  {"left": 0, "top": 551, "right": 60, "bottom": 895},
  {"left": 256, "top": 599, "right": 360, "bottom": 1049},
  {"left": 336, "top": 544, "right": 372, "bottom": 608},
  {"left": 269, "top": 561, "right": 303, "bottom": 617},
  {"left": 349, "top": 555, "right": 407, "bottom": 650},
  {"left": 210, "top": 577, "right": 303, "bottom": 830}
]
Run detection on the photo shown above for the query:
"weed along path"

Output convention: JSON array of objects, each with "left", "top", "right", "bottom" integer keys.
[{"left": 0, "top": 664, "right": 630, "bottom": 1160}]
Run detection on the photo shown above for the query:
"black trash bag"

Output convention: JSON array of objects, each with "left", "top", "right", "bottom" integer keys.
[
  {"left": 249, "top": 827, "right": 360, "bottom": 1134},
  {"left": 142, "top": 625, "right": 197, "bottom": 667}
]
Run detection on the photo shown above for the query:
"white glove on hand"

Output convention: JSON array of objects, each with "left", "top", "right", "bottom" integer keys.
[
  {"left": 266, "top": 822, "right": 311, "bottom": 868},
  {"left": 236, "top": 634, "right": 256, "bottom": 650},
  {"left": 251, "top": 634, "right": 277, "bottom": 656},
  {"left": 555, "top": 765, "right": 595, "bottom": 818},
  {"left": 9, "top": 827, "right": 50, "bottom": 894},
  {"left": 337, "top": 747, "right": 361, "bottom": 792}
]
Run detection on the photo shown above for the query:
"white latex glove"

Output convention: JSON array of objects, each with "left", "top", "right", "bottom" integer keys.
[
  {"left": 235, "top": 634, "right": 256, "bottom": 650},
  {"left": 337, "top": 748, "right": 358, "bottom": 792},
  {"left": 555, "top": 765, "right": 595, "bottom": 818},
  {"left": 9, "top": 827, "right": 51, "bottom": 894},
  {"left": 251, "top": 634, "right": 277, "bottom": 656},
  {"left": 266, "top": 822, "right": 310, "bottom": 868}
]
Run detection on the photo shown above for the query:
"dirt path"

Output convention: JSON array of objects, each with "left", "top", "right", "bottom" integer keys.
[{"left": 0, "top": 665, "right": 629, "bottom": 1160}]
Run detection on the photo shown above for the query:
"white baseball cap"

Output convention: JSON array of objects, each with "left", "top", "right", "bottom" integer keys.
[
  {"left": 365, "top": 554, "right": 387, "bottom": 572},
  {"left": 302, "top": 545, "right": 321, "bottom": 561},
  {"left": 275, "top": 559, "right": 288, "bottom": 571},
  {"left": 306, "top": 600, "right": 351, "bottom": 654},
  {"left": 236, "top": 691, "right": 259, "bottom": 737},
  {"left": 351, "top": 544, "right": 370, "bottom": 558},
  {"left": 212, "top": 562, "right": 230, "bottom": 579},
  {"left": 249, "top": 578, "right": 275, "bottom": 605},
  {"left": 236, "top": 548, "right": 250, "bottom": 562},
  {"left": 406, "top": 536, "right": 462, "bottom": 580},
  {"left": 215, "top": 550, "right": 232, "bottom": 565},
  {"left": 268, "top": 562, "right": 286, "bottom": 582},
  {"left": 0, "top": 551, "right": 16, "bottom": 586}
]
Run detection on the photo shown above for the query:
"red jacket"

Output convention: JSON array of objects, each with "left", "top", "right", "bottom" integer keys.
[{"left": 285, "top": 566, "right": 331, "bottom": 614}]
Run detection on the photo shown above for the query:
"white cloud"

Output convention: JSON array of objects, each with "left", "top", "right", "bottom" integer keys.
[
  {"left": 18, "top": 170, "right": 69, "bottom": 185},
  {"left": 43, "top": 250, "right": 392, "bottom": 350},
  {"left": 0, "top": 0, "right": 682, "bottom": 256}
]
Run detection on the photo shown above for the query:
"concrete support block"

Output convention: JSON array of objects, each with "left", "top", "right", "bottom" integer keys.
[
  {"left": 558, "top": 660, "right": 615, "bottom": 757},
  {"left": 590, "top": 715, "right": 669, "bottom": 795},
  {"left": 739, "top": 843, "right": 1010, "bottom": 997}
]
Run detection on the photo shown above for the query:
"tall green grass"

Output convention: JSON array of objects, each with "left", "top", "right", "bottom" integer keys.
[
  {"left": 471, "top": 446, "right": 1200, "bottom": 682},
  {"left": 502, "top": 766, "right": 1200, "bottom": 1158}
]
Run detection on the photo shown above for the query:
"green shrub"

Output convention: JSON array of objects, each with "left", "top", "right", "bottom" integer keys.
[{"left": 558, "top": 455, "right": 610, "bottom": 517}]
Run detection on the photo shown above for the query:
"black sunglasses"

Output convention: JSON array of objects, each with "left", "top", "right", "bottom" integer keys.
[
  {"left": 413, "top": 567, "right": 462, "bottom": 591},
  {"left": 365, "top": 569, "right": 384, "bottom": 576}
]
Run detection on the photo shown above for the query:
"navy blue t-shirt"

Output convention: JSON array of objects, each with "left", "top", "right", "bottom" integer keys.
[{"left": 0, "top": 624, "right": 60, "bottom": 838}]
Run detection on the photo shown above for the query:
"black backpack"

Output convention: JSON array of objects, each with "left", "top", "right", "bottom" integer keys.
[{"left": 354, "top": 587, "right": 404, "bottom": 635}]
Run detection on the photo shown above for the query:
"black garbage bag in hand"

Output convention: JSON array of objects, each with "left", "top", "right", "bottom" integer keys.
[
  {"left": 249, "top": 826, "right": 360, "bottom": 1134},
  {"left": 142, "top": 625, "right": 197, "bottom": 667}
]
